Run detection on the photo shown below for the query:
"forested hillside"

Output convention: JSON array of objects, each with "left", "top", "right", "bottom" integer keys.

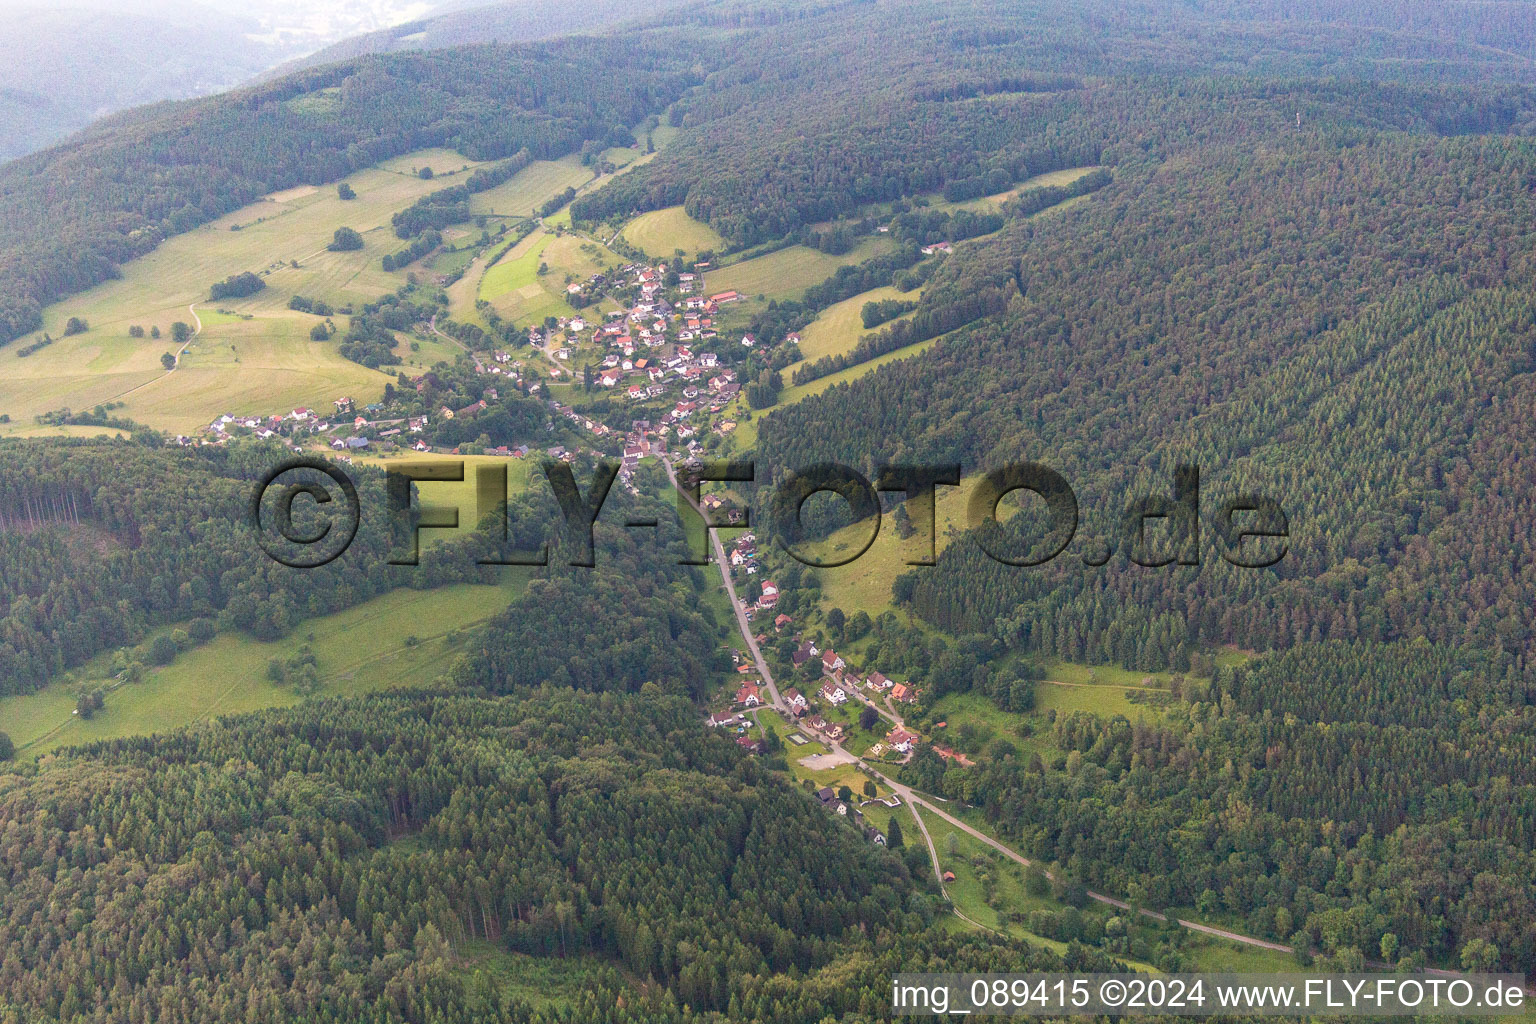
[
  {"left": 0, "top": 440, "right": 502, "bottom": 696},
  {"left": 570, "top": 0, "right": 1536, "bottom": 244},
  {"left": 0, "top": 444, "right": 728, "bottom": 699},
  {"left": 759, "top": 132, "right": 1536, "bottom": 666},
  {"left": 0, "top": 690, "right": 1123, "bottom": 1023}
]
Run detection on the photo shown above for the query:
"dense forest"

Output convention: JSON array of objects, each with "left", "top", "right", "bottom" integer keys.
[
  {"left": 759, "top": 132, "right": 1536, "bottom": 668},
  {"left": 901, "top": 642, "right": 1536, "bottom": 972},
  {"left": 570, "top": 0, "right": 1536, "bottom": 243},
  {"left": 0, "top": 440, "right": 733, "bottom": 702},
  {"left": 0, "top": 689, "right": 1141, "bottom": 1023}
]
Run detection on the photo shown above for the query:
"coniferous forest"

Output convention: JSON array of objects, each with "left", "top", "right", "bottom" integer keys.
[{"left": 6, "top": 0, "right": 1536, "bottom": 1015}]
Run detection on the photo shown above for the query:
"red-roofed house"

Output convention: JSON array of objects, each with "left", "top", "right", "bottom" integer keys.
[{"left": 821, "top": 650, "right": 845, "bottom": 674}]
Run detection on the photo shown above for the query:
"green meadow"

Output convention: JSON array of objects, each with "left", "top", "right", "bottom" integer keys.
[
  {"left": 929, "top": 165, "right": 1103, "bottom": 215},
  {"left": 351, "top": 451, "right": 538, "bottom": 544},
  {"left": 795, "top": 284, "right": 921, "bottom": 362},
  {"left": 468, "top": 156, "right": 594, "bottom": 218},
  {"left": 0, "top": 580, "right": 526, "bottom": 758},
  {"left": 619, "top": 205, "right": 726, "bottom": 259},
  {"left": 474, "top": 227, "right": 622, "bottom": 328},
  {"left": 705, "top": 238, "right": 894, "bottom": 302}
]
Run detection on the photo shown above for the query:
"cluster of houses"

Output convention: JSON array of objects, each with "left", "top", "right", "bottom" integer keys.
[
  {"left": 186, "top": 400, "right": 428, "bottom": 452},
  {"left": 705, "top": 708, "right": 767, "bottom": 754},
  {"left": 185, "top": 256, "right": 764, "bottom": 462},
  {"left": 813, "top": 785, "right": 892, "bottom": 846},
  {"left": 776, "top": 642, "right": 923, "bottom": 760},
  {"left": 532, "top": 263, "right": 753, "bottom": 440}
]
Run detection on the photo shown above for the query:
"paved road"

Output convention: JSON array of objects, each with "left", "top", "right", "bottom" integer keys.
[
  {"left": 656, "top": 455, "right": 1518, "bottom": 982},
  {"left": 663, "top": 457, "right": 782, "bottom": 708}
]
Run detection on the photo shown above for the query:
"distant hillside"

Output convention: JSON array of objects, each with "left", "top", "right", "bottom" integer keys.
[
  {"left": 269, "top": 0, "right": 695, "bottom": 76},
  {"left": 0, "top": 3, "right": 284, "bottom": 161}
]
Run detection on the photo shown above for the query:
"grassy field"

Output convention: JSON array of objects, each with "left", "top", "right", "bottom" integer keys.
[
  {"left": 915, "top": 808, "right": 1297, "bottom": 974},
  {"left": 619, "top": 205, "right": 725, "bottom": 259},
  {"left": 468, "top": 156, "right": 593, "bottom": 218},
  {"left": 475, "top": 227, "right": 622, "bottom": 327},
  {"left": 480, "top": 231, "right": 557, "bottom": 302},
  {"left": 706, "top": 238, "right": 893, "bottom": 302},
  {"left": 930, "top": 165, "right": 1103, "bottom": 215},
  {"left": 724, "top": 329, "right": 947, "bottom": 454},
  {"left": 795, "top": 284, "right": 921, "bottom": 361},
  {"left": 0, "top": 580, "right": 524, "bottom": 758},
  {"left": 453, "top": 942, "right": 632, "bottom": 1011},
  {"left": 0, "top": 148, "right": 509, "bottom": 433},
  {"left": 376, "top": 149, "right": 482, "bottom": 177}
]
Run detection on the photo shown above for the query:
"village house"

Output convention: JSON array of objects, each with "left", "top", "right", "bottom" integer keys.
[
  {"left": 890, "top": 683, "right": 916, "bottom": 703},
  {"left": 783, "top": 688, "right": 808, "bottom": 714},
  {"left": 888, "top": 727, "right": 919, "bottom": 754},
  {"left": 821, "top": 650, "right": 845, "bottom": 674},
  {"left": 865, "top": 671, "right": 893, "bottom": 692},
  {"left": 736, "top": 682, "right": 761, "bottom": 707},
  {"left": 819, "top": 679, "right": 849, "bottom": 706},
  {"left": 707, "top": 711, "right": 742, "bottom": 728}
]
